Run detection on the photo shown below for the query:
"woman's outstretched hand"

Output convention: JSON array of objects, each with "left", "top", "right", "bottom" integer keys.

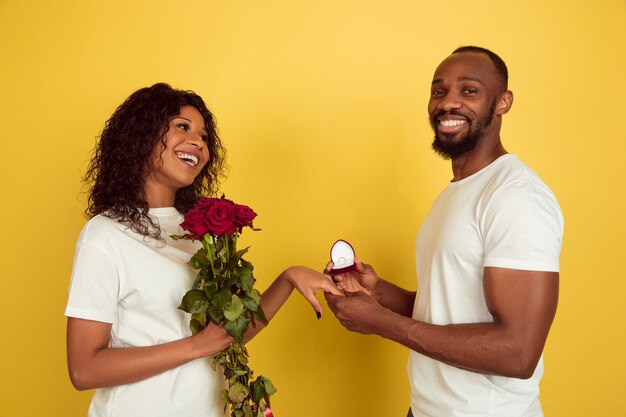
[{"left": 281, "top": 266, "right": 344, "bottom": 318}]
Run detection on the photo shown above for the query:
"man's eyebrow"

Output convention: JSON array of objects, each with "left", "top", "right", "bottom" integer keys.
[
  {"left": 459, "top": 76, "right": 485, "bottom": 85},
  {"left": 431, "top": 76, "right": 486, "bottom": 86}
]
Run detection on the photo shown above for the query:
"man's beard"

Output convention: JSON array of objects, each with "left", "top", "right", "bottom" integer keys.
[{"left": 430, "top": 100, "right": 497, "bottom": 159}]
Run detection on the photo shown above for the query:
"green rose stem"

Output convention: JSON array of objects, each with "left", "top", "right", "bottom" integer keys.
[
  {"left": 204, "top": 235, "right": 218, "bottom": 283},
  {"left": 176, "top": 230, "right": 276, "bottom": 417}
]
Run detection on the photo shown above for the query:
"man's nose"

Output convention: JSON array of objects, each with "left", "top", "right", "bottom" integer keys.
[{"left": 438, "top": 94, "right": 462, "bottom": 111}]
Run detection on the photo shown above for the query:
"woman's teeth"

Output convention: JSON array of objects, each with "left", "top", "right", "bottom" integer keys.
[{"left": 176, "top": 152, "right": 198, "bottom": 166}]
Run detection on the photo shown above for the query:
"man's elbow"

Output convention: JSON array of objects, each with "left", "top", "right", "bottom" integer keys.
[
  {"left": 506, "top": 364, "right": 536, "bottom": 380},
  {"left": 503, "top": 351, "right": 541, "bottom": 379}
]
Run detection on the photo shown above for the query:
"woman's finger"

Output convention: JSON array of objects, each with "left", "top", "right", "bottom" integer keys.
[{"left": 319, "top": 279, "right": 344, "bottom": 296}]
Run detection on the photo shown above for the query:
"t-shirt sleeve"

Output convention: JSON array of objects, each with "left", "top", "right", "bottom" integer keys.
[
  {"left": 65, "top": 240, "right": 119, "bottom": 323},
  {"left": 482, "top": 181, "right": 564, "bottom": 272}
]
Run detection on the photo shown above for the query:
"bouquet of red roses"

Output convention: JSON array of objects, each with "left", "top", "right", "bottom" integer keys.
[{"left": 172, "top": 196, "right": 276, "bottom": 417}]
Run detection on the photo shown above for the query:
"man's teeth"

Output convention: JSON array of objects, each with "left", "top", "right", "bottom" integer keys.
[
  {"left": 440, "top": 120, "right": 466, "bottom": 127},
  {"left": 176, "top": 152, "right": 198, "bottom": 166}
]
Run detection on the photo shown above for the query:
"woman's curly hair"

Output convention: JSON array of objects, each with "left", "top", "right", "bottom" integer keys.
[{"left": 84, "top": 83, "right": 226, "bottom": 238}]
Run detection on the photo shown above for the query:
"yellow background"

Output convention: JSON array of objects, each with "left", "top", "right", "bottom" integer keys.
[{"left": 1, "top": 1, "right": 624, "bottom": 416}]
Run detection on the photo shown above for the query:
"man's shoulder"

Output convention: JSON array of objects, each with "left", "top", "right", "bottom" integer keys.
[
  {"left": 490, "top": 154, "right": 535, "bottom": 180},
  {"left": 475, "top": 155, "right": 562, "bottom": 226},
  {"left": 486, "top": 154, "right": 556, "bottom": 197}
]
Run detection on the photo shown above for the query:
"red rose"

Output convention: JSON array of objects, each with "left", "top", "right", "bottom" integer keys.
[
  {"left": 195, "top": 197, "right": 219, "bottom": 209},
  {"left": 234, "top": 204, "right": 257, "bottom": 230},
  {"left": 180, "top": 208, "right": 210, "bottom": 239},
  {"left": 205, "top": 199, "right": 237, "bottom": 235}
]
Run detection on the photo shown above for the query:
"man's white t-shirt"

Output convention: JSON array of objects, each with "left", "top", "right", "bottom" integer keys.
[
  {"left": 409, "top": 154, "right": 564, "bottom": 417},
  {"left": 65, "top": 207, "right": 224, "bottom": 417}
]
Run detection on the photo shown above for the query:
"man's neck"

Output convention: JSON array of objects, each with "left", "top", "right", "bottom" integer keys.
[{"left": 450, "top": 141, "right": 507, "bottom": 182}]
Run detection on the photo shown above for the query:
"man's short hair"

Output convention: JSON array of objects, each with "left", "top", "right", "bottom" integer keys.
[{"left": 452, "top": 46, "right": 509, "bottom": 90}]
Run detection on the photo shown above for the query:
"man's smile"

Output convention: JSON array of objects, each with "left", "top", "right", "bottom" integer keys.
[
  {"left": 435, "top": 116, "right": 469, "bottom": 135},
  {"left": 439, "top": 119, "right": 467, "bottom": 127}
]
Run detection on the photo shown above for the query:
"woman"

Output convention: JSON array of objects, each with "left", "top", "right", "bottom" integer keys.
[{"left": 65, "top": 83, "right": 340, "bottom": 416}]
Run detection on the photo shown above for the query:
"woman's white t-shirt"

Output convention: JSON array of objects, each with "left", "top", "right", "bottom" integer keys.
[{"left": 66, "top": 207, "right": 224, "bottom": 417}]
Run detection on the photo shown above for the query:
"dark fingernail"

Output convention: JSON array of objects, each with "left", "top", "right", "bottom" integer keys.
[{"left": 316, "top": 312, "right": 321, "bottom": 320}]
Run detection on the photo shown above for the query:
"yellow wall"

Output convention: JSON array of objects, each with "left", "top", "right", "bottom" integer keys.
[{"left": 1, "top": 1, "right": 624, "bottom": 416}]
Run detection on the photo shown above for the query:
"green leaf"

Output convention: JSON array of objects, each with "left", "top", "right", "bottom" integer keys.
[
  {"left": 249, "top": 289, "right": 261, "bottom": 305},
  {"left": 243, "top": 405, "right": 253, "bottom": 417},
  {"left": 251, "top": 378, "right": 264, "bottom": 403},
  {"left": 190, "top": 318, "right": 204, "bottom": 335},
  {"left": 236, "top": 350, "right": 249, "bottom": 366},
  {"left": 248, "top": 310, "right": 257, "bottom": 329},
  {"left": 191, "top": 312, "right": 207, "bottom": 327},
  {"left": 213, "top": 288, "right": 232, "bottom": 309},
  {"left": 209, "top": 356, "right": 219, "bottom": 372},
  {"left": 217, "top": 243, "right": 229, "bottom": 262},
  {"left": 234, "top": 410, "right": 243, "bottom": 417},
  {"left": 250, "top": 376, "right": 276, "bottom": 412},
  {"left": 240, "top": 257, "right": 253, "bottom": 271},
  {"left": 221, "top": 389, "right": 229, "bottom": 407},
  {"left": 240, "top": 343, "right": 250, "bottom": 357},
  {"left": 228, "top": 381, "right": 249, "bottom": 403},
  {"left": 203, "top": 266, "right": 215, "bottom": 281},
  {"left": 223, "top": 276, "right": 237, "bottom": 291},
  {"left": 188, "top": 248, "right": 208, "bottom": 269},
  {"left": 233, "top": 246, "right": 250, "bottom": 263},
  {"left": 178, "top": 289, "right": 209, "bottom": 314},
  {"left": 227, "top": 347, "right": 238, "bottom": 366},
  {"left": 240, "top": 295, "right": 259, "bottom": 313},
  {"left": 260, "top": 375, "right": 277, "bottom": 395},
  {"left": 207, "top": 304, "right": 225, "bottom": 324},
  {"left": 210, "top": 259, "right": 224, "bottom": 276},
  {"left": 223, "top": 368, "right": 237, "bottom": 380},
  {"left": 237, "top": 266, "right": 255, "bottom": 293},
  {"left": 224, "top": 294, "right": 245, "bottom": 321},
  {"left": 191, "top": 271, "right": 203, "bottom": 289},
  {"left": 203, "top": 281, "right": 219, "bottom": 300},
  {"left": 224, "top": 315, "right": 250, "bottom": 343},
  {"left": 255, "top": 305, "right": 269, "bottom": 326}
]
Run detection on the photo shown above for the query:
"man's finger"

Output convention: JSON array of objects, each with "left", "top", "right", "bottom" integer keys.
[
  {"left": 324, "top": 292, "right": 341, "bottom": 302},
  {"left": 354, "top": 258, "right": 365, "bottom": 272}
]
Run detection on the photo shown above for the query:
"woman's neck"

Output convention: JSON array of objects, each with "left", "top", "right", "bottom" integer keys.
[{"left": 142, "top": 181, "right": 176, "bottom": 208}]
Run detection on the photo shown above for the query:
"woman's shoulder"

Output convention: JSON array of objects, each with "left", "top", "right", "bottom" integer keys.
[{"left": 78, "top": 213, "right": 132, "bottom": 244}]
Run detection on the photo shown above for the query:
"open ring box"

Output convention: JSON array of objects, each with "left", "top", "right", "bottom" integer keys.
[{"left": 330, "top": 239, "right": 356, "bottom": 274}]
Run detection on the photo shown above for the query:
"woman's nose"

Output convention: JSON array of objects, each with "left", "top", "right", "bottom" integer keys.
[{"left": 187, "top": 134, "right": 204, "bottom": 148}]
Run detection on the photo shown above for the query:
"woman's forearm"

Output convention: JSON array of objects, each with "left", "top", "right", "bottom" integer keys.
[
  {"left": 67, "top": 318, "right": 232, "bottom": 390},
  {"left": 243, "top": 270, "right": 295, "bottom": 343}
]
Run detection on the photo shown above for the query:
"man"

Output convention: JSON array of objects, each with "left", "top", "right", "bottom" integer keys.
[{"left": 325, "top": 46, "right": 564, "bottom": 417}]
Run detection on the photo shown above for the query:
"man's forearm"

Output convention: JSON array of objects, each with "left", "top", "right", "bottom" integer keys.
[
  {"left": 375, "top": 310, "right": 541, "bottom": 379},
  {"left": 373, "top": 279, "right": 415, "bottom": 317}
]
